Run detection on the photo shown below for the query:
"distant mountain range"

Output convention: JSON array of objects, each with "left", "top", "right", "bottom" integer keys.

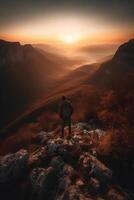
[
  {"left": 0, "top": 39, "right": 134, "bottom": 133},
  {"left": 40, "top": 38, "right": 134, "bottom": 104},
  {"left": 34, "top": 43, "right": 116, "bottom": 65}
]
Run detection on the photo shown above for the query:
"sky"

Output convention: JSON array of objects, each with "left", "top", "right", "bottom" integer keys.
[{"left": 0, "top": 0, "right": 134, "bottom": 45}]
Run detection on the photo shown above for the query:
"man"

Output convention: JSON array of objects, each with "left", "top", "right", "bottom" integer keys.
[{"left": 59, "top": 96, "right": 73, "bottom": 138}]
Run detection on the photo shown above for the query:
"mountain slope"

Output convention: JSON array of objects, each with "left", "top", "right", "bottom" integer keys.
[
  {"left": 1, "top": 39, "right": 134, "bottom": 135},
  {"left": 0, "top": 40, "right": 70, "bottom": 128},
  {"left": 90, "top": 39, "right": 134, "bottom": 89},
  {"left": 11, "top": 40, "right": 134, "bottom": 132}
]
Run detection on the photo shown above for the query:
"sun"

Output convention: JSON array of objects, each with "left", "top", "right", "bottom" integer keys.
[{"left": 62, "top": 35, "right": 77, "bottom": 44}]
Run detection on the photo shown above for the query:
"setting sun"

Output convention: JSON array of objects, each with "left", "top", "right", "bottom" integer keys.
[{"left": 62, "top": 35, "right": 78, "bottom": 44}]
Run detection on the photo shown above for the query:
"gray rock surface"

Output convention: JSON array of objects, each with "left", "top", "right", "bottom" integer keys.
[{"left": 0, "top": 122, "right": 130, "bottom": 200}]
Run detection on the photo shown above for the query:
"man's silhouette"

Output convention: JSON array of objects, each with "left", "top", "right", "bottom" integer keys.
[{"left": 59, "top": 96, "right": 73, "bottom": 138}]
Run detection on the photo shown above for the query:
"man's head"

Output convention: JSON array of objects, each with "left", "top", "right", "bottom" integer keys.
[{"left": 62, "top": 96, "right": 66, "bottom": 101}]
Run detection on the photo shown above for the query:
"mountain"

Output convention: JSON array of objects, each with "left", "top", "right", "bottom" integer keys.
[
  {"left": 37, "top": 39, "right": 134, "bottom": 124},
  {"left": 1, "top": 39, "right": 134, "bottom": 134},
  {"left": 90, "top": 39, "right": 134, "bottom": 89},
  {"left": 114, "top": 39, "right": 134, "bottom": 65},
  {"left": 34, "top": 44, "right": 90, "bottom": 68},
  {"left": 0, "top": 62, "right": 99, "bottom": 135},
  {"left": 36, "top": 47, "right": 85, "bottom": 70},
  {"left": 0, "top": 40, "right": 70, "bottom": 128},
  {"left": 52, "top": 39, "right": 134, "bottom": 97},
  {"left": 76, "top": 43, "right": 117, "bottom": 64}
]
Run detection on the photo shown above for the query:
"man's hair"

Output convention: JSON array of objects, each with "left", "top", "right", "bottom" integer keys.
[{"left": 62, "top": 96, "right": 66, "bottom": 100}]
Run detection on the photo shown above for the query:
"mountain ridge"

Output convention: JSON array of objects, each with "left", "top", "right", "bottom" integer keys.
[
  {"left": 0, "top": 39, "right": 71, "bottom": 129},
  {"left": 0, "top": 39, "right": 134, "bottom": 135}
]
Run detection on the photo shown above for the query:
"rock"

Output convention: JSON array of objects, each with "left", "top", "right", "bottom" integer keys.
[
  {"left": 30, "top": 168, "right": 47, "bottom": 192},
  {"left": 58, "top": 176, "right": 72, "bottom": 194},
  {"left": 38, "top": 166, "right": 59, "bottom": 200},
  {"left": 27, "top": 147, "right": 46, "bottom": 167},
  {"left": 37, "top": 131, "right": 55, "bottom": 145},
  {"left": 90, "top": 155, "right": 112, "bottom": 179},
  {"left": 91, "top": 148, "right": 97, "bottom": 157},
  {"left": 89, "top": 159, "right": 112, "bottom": 191},
  {"left": 37, "top": 131, "right": 54, "bottom": 143},
  {"left": 96, "top": 198, "right": 105, "bottom": 200},
  {"left": 38, "top": 131, "right": 48, "bottom": 144},
  {"left": 46, "top": 143, "right": 61, "bottom": 156},
  {"left": 58, "top": 148, "right": 75, "bottom": 165},
  {"left": 76, "top": 179, "right": 85, "bottom": 189},
  {"left": 30, "top": 166, "right": 59, "bottom": 200},
  {"left": 50, "top": 156, "right": 65, "bottom": 172},
  {"left": 88, "top": 129, "right": 105, "bottom": 140},
  {"left": 106, "top": 188, "right": 127, "bottom": 200},
  {"left": 79, "top": 153, "right": 91, "bottom": 168},
  {"left": 80, "top": 144, "right": 91, "bottom": 152},
  {"left": 0, "top": 149, "right": 28, "bottom": 183},
  {"left": 60, "top": 185, "right": 93, "bottom": 200},
  {"left": 89, "top": 177, "right": 100, "bottom": 193},
  {"left": 0, "top": 122, "right": 130, "bottom": 200},
  {"left": 47, "top": 131, "right": 55, "bottom": 138},
  {"left": 79, "top": 153, "right": 92, "bottom": 181},
  {"left": 72, "top": 122, "right": 88, "bottom": 132},
  {"left": 63, "top": 164, "right": 78, "bottom": 183}
]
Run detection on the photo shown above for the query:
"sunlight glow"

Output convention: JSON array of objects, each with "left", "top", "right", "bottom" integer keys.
[
  {"left": 1, "top": 13, "right": 132, "bottom": 45},
  {"left": 61, "top": 35, "right": 78, "bottom": 44}
]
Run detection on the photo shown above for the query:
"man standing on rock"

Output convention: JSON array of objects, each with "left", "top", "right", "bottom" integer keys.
[{"left": 59, "top": 96, "right": 73, "bottom": 138}]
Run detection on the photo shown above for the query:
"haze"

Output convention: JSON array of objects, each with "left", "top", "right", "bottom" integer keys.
[{"left": 0, "top": 0, "right": 134, "bottom": 64}]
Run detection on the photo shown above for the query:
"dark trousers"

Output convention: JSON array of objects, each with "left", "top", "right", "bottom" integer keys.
[{"left": 61, "top": 118, "right": 71, "bottom": 137}]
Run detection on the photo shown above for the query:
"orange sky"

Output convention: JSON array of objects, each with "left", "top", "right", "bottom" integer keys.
[{"left": 0, "top": 14, "right": 133, "bottom": 46}]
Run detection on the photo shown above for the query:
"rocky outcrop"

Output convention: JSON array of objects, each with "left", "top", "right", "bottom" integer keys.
[
  {"left": 0, "top": 123, "right": 130, "bottom": 200},
  {"left": 0, "top": 40, "right": 22, "bottom": 66}
]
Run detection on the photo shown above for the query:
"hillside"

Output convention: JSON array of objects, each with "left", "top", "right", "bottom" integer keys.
[
  {"left": 0, "top": 62, "right": 100, "bottom": 136},
  {"left": 0, "top": 39, "right": 133, "bottom": 152},
  {"left": 1, "top": 39, "right": 134, "bottom": 136},
  {"left": 0, "top": 40, "right": 71, "bottom": 128},
  {"left": 90, "top": 39, "right": 134, "bottom": 89}
]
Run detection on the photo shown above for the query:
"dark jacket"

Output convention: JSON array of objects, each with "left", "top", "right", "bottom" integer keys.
[{"left": 59, "top": 100, "right": 73, "bottom": 119}]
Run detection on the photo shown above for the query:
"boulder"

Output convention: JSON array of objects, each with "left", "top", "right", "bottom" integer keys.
[
  {"left": 106, "top": 188, "right": 127, "bottom": 200},
  {"left": 0, "top": 149, "right": 28, "bottom": 183},
  {"left": 50, "top": 156, "right": 65, "bottom": 172},
  {"left": 30, "top": 168, "right": 47, "bottom": 192},
  {"left": 59, "top": 185, "right": 93, "bottom": 200}
]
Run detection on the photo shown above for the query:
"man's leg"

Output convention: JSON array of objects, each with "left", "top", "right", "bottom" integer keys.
[
  {"left": 61, "top": 119, "right": 65, "bottom": 138},
  {"left": 68, "top": 118, "right": 71, "bottom": 135}
]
